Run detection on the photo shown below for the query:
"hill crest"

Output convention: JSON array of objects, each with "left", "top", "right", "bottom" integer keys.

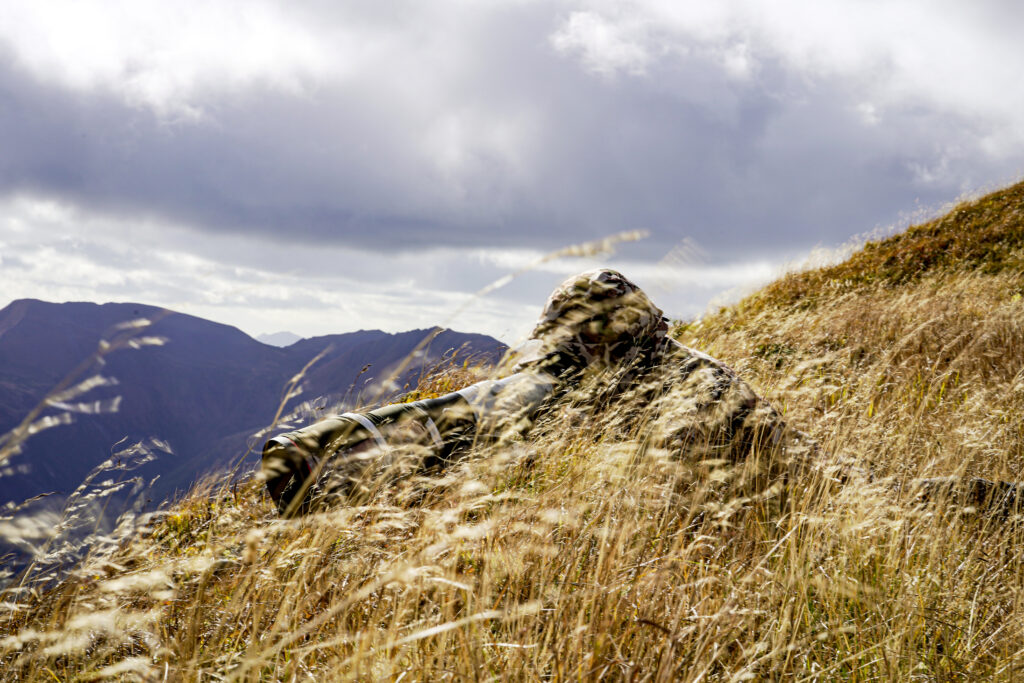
[{"left": 736, "top": 179, "right": 1024, "bottom": 317}]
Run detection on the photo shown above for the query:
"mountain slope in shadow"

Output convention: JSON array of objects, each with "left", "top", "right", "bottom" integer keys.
[{"left": 0, "top": 299, "right": 506, "bottom": 508}]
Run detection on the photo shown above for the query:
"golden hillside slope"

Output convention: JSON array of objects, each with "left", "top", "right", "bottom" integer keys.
[
  {"left": 3, "top": 181, "right": 1024, "bottom": 681},
  {"left": 684, "top": 180, "right": 1024, "bottom": 485}
]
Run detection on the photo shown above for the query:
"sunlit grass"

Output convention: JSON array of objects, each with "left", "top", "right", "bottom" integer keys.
[{"left": 3, "top": 182, "right": 1024, "bottom": 680}]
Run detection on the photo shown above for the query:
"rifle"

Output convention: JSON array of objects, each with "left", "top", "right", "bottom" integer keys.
[{"left": 262, "top": 371, "right": 557, "bottom": 516}]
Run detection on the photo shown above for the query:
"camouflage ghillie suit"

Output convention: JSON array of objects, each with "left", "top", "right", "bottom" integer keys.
[
  {"left": 511, "top": 268, "right": 810, "bottom": 494},
  {"left": 511, "top": 269, "right": 1016, "bottom": 510}
]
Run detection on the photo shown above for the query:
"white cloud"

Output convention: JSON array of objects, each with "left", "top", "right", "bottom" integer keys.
[
  {"left": 550, "top": 11, "right": 652, "bottom": 77},
  {"left": 0, "top": 194, "right": 566, "bottom": 341},
  {"left": 470, "top": 246, "right": 775, "bottom": 291},
  {"left": 1, "top": 0, "right": 332, "bottom": 116},
  {"left": 551, "top": 0, "right": 1024, "bottom": 147},
  {"left": 857, "top": 103, "right": 880, "bottom": 127},
  {"left": 0, "top": 193, "right": 790, "bottom": 342}
]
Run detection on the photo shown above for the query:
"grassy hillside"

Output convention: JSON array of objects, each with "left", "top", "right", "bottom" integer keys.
[{"left": 4, "top": 181, "right": 1024, "bottom": 680}]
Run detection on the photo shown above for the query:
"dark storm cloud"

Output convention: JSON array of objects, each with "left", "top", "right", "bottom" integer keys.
[{"left": 2, "top": 2, "right": 1020, "bottom": 267}]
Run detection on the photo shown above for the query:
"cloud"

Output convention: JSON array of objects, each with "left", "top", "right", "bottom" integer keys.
[
  {"left": 0, "top": 193, "right": 781, "bottom": 341},
  {"left": 550, "top": 11, "right": 652, "bottom": 78},
  {"left": 0, "top": 0, "right": 1022, "bottom": 337},
  {"left": 2, "top": 0, "right": 331, "bottom": 117},
  {"left": 0, "top": 1, "right": 1019, "bottom": 257},
  {"left": 553, "top": 0, "right": 1024, "bottom": 148}
]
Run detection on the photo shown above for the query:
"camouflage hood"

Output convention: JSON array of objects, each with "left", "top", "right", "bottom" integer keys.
[{"left": 513, "top": 268, "right": 669, "bottom": 375}]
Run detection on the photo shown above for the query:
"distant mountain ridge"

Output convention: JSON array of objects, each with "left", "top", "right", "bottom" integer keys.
[{"left": 0, "top": 299, "right": 506, "bottom": 511}]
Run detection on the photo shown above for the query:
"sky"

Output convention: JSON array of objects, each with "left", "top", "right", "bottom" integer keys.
[{"left": 1, "top": 0, "right": 1022, "bottom": 344}]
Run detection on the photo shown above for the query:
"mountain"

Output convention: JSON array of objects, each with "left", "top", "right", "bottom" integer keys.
[
  {"left": 0, "top": 300, "right": 506, "bottom": 511},
  {"left": 256, "top": 331, "right": 303, "bottom": 347}
]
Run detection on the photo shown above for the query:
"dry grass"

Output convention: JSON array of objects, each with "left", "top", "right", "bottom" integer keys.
[{"left": 4, "top": 183, "right": 1024, "bottom": 680}]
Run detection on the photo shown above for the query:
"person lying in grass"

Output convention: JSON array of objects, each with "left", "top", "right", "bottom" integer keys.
[{"left": 262, "top": 269, "right": 1020, "bottom": 518}]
